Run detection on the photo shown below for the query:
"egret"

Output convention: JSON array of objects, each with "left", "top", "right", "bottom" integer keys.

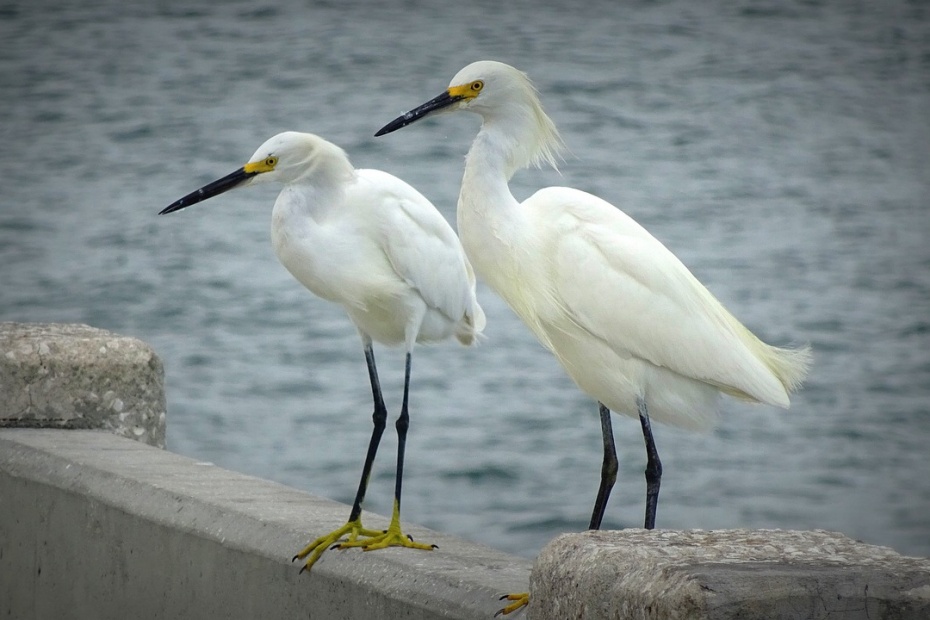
[
  {"left": 376, "top": 61, "right": 810, "bottom": 613},
  {"left": 160, "top": 131, "right": 485, "bottom": 572}
]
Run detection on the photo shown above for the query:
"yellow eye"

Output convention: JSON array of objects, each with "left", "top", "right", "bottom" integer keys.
[
  {"left": 264, "top": 156, "right": 278, "bottom": 167},
  {"left": 471, "top": 80, "right": 484, "bottom": 92}
]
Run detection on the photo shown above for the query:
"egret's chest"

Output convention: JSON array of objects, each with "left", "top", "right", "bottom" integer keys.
[{"left": 270, "top": 200, "right": 347, "bottom": 302}]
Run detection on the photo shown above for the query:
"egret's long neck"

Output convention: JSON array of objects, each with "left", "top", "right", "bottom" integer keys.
[
  {"left": 472, "top": 99, "right": 558, "bottom": 179},
  {"left": 276, "top": 165, "right": 355, "bottom": 223},
  {"left": 460, "top": 98, "right": 554, "bottom": 206},
  {"left": 464, "top": 125, "right": 519, "bottom": 185},
  {"left": 457, "top": 125, "right": 529, "bottom": 295},
  {"left": 457, "top": 97, "right": 560, "bottom": 251}
]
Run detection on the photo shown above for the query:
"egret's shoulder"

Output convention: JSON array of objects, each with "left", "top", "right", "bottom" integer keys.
[
  {"left": 524, "top": 185, "right": 655, "bottom": 243},
  {"left": 356, "top": 168, "right": 419, "bottom": 196},
  {"left": 530, "top": 185, "right": 699, "bottom": 309},
  {"left": 356, "top": 169, "right": 436, "bottom": 213},
  {"left": 355, "top": 169, "right": 460, "bottom": 242}
]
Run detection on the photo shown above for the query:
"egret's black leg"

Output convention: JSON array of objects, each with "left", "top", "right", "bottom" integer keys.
[
  {"left": 638, "top": 397, "right": 662, "bottom": 530},
  {"left": 293, "top": 341, "right": 390, "bottom": 571},
  {"left": 333, "top": 350, "right": 434, "bottom": 553},
  {"left": 346, "top": 342, "right": 388, "bottom": 522},
  {"left": 589, "top": 402, "right": 618, "bottom": 530},
  {"left": 392, "top": 352, "right": 412, "bottom": 515}
]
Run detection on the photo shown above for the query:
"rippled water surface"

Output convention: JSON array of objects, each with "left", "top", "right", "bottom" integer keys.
[{"left": 2, "top": 0, "right": 929, "bottom": 560}]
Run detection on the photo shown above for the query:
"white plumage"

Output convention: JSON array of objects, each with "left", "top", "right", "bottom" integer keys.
[
  {"left": 161, "top": 130, "right": 484, "bottom": 571},
  {"left": 377, "top": 60, "right": 810, "bottom": 533}
]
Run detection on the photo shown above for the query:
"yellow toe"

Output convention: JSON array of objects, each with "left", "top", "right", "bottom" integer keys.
[
  {"left": 293, "top": 518, "right": 382, "bottom": 572},
  {"left": 337, "top": 519, "right": 436, "bottom": 552},
  {"left": 337, "top": 501, "right": 436, "bottom": 554},
  {"left": 495, "top": 592, "right": 530, "bottom": 616}
]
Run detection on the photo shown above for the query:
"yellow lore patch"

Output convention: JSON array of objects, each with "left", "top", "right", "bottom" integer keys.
[
  {"left": 243, "top": 156, "right": 278, "bottom": 174},
  {"left": 448, "top": 80, "right": 484, "bottom": 100}
]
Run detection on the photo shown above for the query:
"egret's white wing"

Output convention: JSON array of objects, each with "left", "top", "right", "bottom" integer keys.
[
  {"left": 532, "top": 186, "right": 791, "bottom": 406},
  {"left": 357, "top": 169, "right": 481, "bottom": 328}
]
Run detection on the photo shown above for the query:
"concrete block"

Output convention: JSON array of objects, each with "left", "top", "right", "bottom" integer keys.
[
  {"left": 0, "top": 322, "right": 165, "bottom": 447},
  {"left": 0, "top": 429, "right": 531, "bottom": 620},
  {"left": 528, "top": 529, "right": 930, "bottom": 620}
]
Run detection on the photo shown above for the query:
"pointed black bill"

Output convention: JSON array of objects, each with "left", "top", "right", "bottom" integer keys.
[
  {"left": 159, "top": 167, "right": 257, "bottom": 215},
  {"left": 375, "top": 90, "right": 463, "bottom": 137}
]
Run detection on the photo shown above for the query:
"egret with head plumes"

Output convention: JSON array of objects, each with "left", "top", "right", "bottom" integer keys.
[
  {"left": 160, "top": 131, "right": 485, "bottom": 571},
  {"left": 376, "top": 61, "right": 810, "bottom": 611}
]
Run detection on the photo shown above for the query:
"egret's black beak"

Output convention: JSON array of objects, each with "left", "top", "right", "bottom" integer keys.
[
  {"left": 375, "top": 90, "right": 464, "bottom": 137},
  {"left": 160, "top": 167, "right": 257, "bottom": 215}
]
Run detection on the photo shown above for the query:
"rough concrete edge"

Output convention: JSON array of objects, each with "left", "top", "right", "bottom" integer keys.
[
  {"left": 0, "top": 322, "right": 167, "bottom": 448},
  {"left": 0, "top": 429, "right": 531, "bottom": 619},
  {"left": 527, "top": 529, "right": 930, "bottom": 620}
]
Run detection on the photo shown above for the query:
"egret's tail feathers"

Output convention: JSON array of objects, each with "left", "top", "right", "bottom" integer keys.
[
  {"left": 727, "top": 342, "right": 812, "bottom": 408},
  {"left": 716, "top": 340, "right": 811, "bottom": 409},
  {"left": 764, "top": 343, "right": 812, "bottom": 396},
  {"left": 455, "top": 303, "right": 487, "bottom": 346},
  {"left": 473, "top": 303, "right": 487, "bottom": 333},
  {"left": 709, "top": 341, "right": 812, "bottom": 409}
]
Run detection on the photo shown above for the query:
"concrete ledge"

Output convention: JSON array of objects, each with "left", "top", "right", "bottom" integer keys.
[
  {"left": 0, "top": 322, "right": 166, "bottom": 447},
  {"left": 529, "top": 529, "right": 930, "bottom": 619},
  {"left": 5, "top": 324, "right": 928, "bottom": 619},
  {"left": 5, "top": 428, "right": 929, "bottom": 619},
  {"left": 0, "top": 429, "right": 531, "bottom": 620}
]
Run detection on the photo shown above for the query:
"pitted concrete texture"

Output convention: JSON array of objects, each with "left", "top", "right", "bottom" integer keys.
[
  {"left": 0, "top": 322, "right": 165, "bottom": 447},
  {"left": 528, "top": 528, "right": 930, "bottom": 619},
  {"left": 0, "top": 429, "right": 531, "bottom": 620}
]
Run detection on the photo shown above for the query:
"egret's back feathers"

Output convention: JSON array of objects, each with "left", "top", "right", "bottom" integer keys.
[
  {"left": 533, "top": 186, "right": 810, "bottom": 408},
  {"left": 357, "top": 169, "right": 485, "bottom": 343}
]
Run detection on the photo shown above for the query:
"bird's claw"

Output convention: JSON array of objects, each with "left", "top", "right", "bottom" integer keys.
[
  {"left": 337, "top": 522, "right": 436, "bottom": 553},
  {"left": 495, "top": 592, "right": 530, "bottom": 616},
  {"left": 293, "top": 518, "right": 383, "bottom": 572}
]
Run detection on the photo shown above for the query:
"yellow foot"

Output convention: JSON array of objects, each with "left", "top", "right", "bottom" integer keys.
[
  {"left": 292, "top": 518, "right": 383, "bottom": 573},
  {"left": 336, "top": 519, "right": 437, "bottom": 553},
  {"left": 495, "top": 592, "right": 530, "bottom": 616}
]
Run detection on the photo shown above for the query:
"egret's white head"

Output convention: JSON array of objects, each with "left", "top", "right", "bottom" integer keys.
[
  {"left": 160, "top": 132, "right": 354, "bottom": 215},
  {"left": 376, "top": 60, "right": 564, "bottom": 172},
  {"left": 446, "top": 61, "right": 539, "bottom": 117},
  {"left": 246, "top": 132, "right": 354, "bottom": 186}
]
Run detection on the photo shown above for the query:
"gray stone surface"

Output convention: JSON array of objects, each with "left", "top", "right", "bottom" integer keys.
[
  {"left": 528, "top": 529, "right": 930, "bottom": 619},
  {"left": 0, "top": 429, "right": 531, "bottom": 620},
  {"left": 0, "top": 322, "right": 165, "bottom": 447}
]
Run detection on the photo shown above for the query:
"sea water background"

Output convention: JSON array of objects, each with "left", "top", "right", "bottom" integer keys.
[{"left": 2, "top": 0, "right": 928, "bottom": 560}]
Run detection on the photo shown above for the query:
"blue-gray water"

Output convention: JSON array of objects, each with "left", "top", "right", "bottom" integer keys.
[{"left": 2, "top": 0, "right": 929, "bottom": 561}]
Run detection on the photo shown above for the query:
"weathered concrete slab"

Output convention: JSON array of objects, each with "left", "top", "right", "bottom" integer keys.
[
  {"left": 0, "top": 429, "right": 531, "bottom": 620},
  {"left": 0, "top": 322, "right": 165, "bottom": 447},
  {"left": 528, "top": 528, "right": 930, "bottom": 620}
]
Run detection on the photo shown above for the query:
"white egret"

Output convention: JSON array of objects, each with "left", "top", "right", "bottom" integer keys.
[
  {"left": 160, "top": 131, "right": 485, "bottom": 572},
  {"left": 377, "top": 61, "right": 810, "bottom": 612}
]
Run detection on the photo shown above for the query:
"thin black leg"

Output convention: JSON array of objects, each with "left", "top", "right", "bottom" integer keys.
[
  {"left": 589, "top": 402, "right": 618, "bottom": 530},
  {"left": 392, "top": 352, "right": 413, "bottom": 514},
  {"left": 638, "top": 398, "right": 662, "bottom": 530},
  {"left": 346, "top": 342, "right": 388, "bottom": 522}
]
